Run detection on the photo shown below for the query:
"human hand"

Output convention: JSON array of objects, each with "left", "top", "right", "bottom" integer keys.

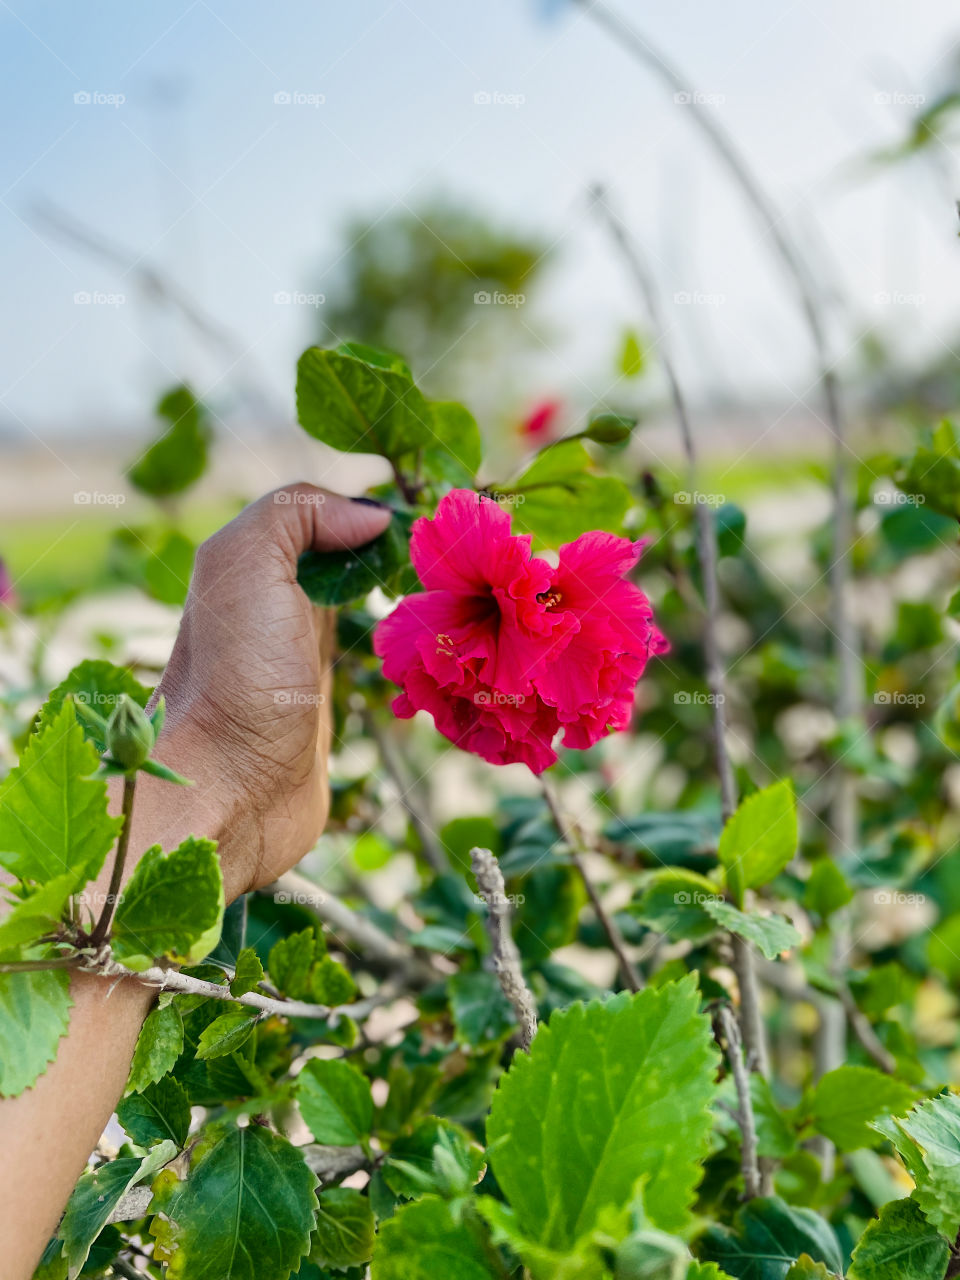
[{"left": 138, "top": 484, "right": 391, "bottom": 902}]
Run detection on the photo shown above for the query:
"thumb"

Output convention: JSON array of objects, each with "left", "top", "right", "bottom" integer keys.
[{"left": 251, "top": 484, "right": 394, "bottom": 560}]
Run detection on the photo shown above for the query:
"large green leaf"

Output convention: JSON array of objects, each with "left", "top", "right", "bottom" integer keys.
[
  {"left": 142, "top": 529, "right": 196, "bottom": 606},
  {"left": 311, "top": 1187, "right": 375, "bottom": 1269},
  {"left": 128, "top": 385, "right": 212, "bottom": 497},
  {"left": 195, "top": 1009, "right": 259, "bottom": 1060},
  {"left": 487, "top": 976, "right": 719, "bottom": 1248},
  {"left": 499, "top": 439, "right": 633, "bottom": 547},
  {"left": 38, "top": 660, "right": 151, "bottom": 753},
  {"left": 0, "top": 700, "right": 123, "bottom": 890},
  {"left": 297, "top": 1057, "right": 373, "bottom": 1146},
  {"left": 884, "top": 1092, "right": 960, "bottom": 1237},
  {"left": 117, "top": 1075, "right": 191, "bottom": 1149},
  {"left": 848, "top": 1198, "right": 949, "bottom": 1280},
  {"left": 807, "top": 1066, "right": 914, "bottom": 1151},
  {"left": 448, "top": 970, "right": 515, "bottom": 1045},
  {"left": 701, "top": 1197, "right": 843, "bottom": 1280},
  {"left": 110, "top": 836, "right": 224, "bottom": 971},
  {"left": 371, "top": 1195, "right": 499, "bottom": 1279},
  {"left": 59, "top": 1139, "right": 176, "bottom": 1279},
  {"left": 703, "top": 900, "right": 801, "bottom": 960},
  {"left": 296, "top": 345, "right": 433, "bottom": 458},
  {"left": 717, "top": 781, "right": 797, "bottom": 904},
  {"left": 0, "top": 968, "right": 73, "bottom": 1096},
  {"left": 150, "top": 1122, "right": 318, "bottom": 1280},
  {"left": 418, "top": 400, "right": 483, "bottom": 485}
]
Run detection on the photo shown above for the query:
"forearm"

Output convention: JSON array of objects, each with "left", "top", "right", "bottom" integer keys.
[{"left": 0, "top": 725, "right": 228, "bottom": 1278}]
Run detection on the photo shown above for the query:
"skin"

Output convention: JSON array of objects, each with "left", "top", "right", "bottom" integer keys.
[{"left": 0, "top": 484, "right": 391, "bottom": 1278}]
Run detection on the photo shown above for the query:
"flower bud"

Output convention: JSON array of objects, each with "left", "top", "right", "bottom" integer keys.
[
  {"left": 106, "top": 695, "right": 155, "bottom": 769},
  {"left": 583, "top": 413, "right": 635, "bottom": 445}
]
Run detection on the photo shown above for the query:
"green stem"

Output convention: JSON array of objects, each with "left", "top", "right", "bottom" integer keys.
[{"left": 90, "top": 771, "right": 137, "bottom": 948}]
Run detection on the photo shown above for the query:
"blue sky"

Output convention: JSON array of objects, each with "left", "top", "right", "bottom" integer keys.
[{"left": 3, "top": 0, "right": 960, "bottom": 436}]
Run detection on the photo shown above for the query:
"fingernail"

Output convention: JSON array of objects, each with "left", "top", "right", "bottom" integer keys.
[{"left": 351, "top": 496, "right": 390, "bottom": 510}]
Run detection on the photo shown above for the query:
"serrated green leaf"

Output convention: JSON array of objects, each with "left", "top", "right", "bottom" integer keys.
[
  {"left": 126, "top": 1001, "right": 184, "bottom": 1094},
  {"left": 297, "top": 515, "right": 411, "bottom": 606},
  {"left": 296, "top": 345, "right": 433, "bottom": 458},
  {"left": 703, "top": 901, "right": 800, "bottom": 960},
  {"left": 128, "top": 385, "right": 212, "bottom": 497},
  {"left": 111, "top": 836, "right": 224, "bottom": 971},
  {"left": 448, "top": 969, "right": 515, "bottom": 1045},
  {"left": 268, "top": 928, "right": 319, "bottom": 997},
  {"left": 487, "top": 976, "right": 719, "bottom": 1247},
  {"left": 38, "top": 660, "right": 151, "bottom": 753},
  {"left": 150, "top": 1122, "right": 317, "bottom": 1280},
  {"left": 0, "top": 874, "right": 74, "bottom": 952},
  {"left": 717, "top": 781, "right": 797, "bottom": 903},
  {"left": 0, "top": 701, "right": 123, "bottom": 890},
  {"left": 117, "top": 1075, "right": 191, "bottom": 1148},
  {"left": 372, "top": 1195, "right": 498, "bottom": 1279},
  {"left": 501, "top": 439, "right": 632, "bottom": 547},
  {"left": 60, "top": 1140, "right": 175, "bottom": 1279},
  {"left": 701, "top": 1197, "right": 843, "bottom": 1280},
  {"left": 383, "top": 1117, "right": 485, "bottom": 1199},
  {"left": 298, "top": 1058, "right": 373, "bottom": 1146},
  {"left": 230, "top": 947, "right": 264, "bottom": 997},
  {"left": 311, "top": 1187, "right": 375, "bottom": 1269},
  {"left": 0, "top": 967, "right": 73, "bottom": 1096},
  {"left": 807, "top": 1066, "right": 915, "bottom": 1152},
  {"left": 848, "top": 1198, "right": 948, "bottom": 1279},
  {"left": 784, "top": 1258, "right": 834, "bottom": 1279},
  {"left": 195, "top": 1009, "right": 259, "bottom": 1059},
  {"left": 890, "top": 1092, "right": 960, "bottom": 1237}
]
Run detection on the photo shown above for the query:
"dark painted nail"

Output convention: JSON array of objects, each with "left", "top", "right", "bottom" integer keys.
[{"left": 351, "top": 496, "right": 389, "bottom": 509}]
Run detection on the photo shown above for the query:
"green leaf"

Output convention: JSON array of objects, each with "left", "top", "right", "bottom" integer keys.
[
  {"left": 128, "top": 385, "right": 213, "bottom": 497},
  {"left": 296, "top": 345, "right": 433, "bottom": 458},
  {"left": 848, "top": 1198, "right": 949, "bottom": 1280},
  {"left": 807, "top": 1066, "right": 915, "bottom": 1151},
  {"left": 501, "top": 439, "right": 633, "bottom": 547},
  {"left": 0, "top": 874, "right": 75, "bottom": 952},
  {"left": 38, "top": 660, "right": 151, "bottom": 753},
  {"left": 60, "top": 1140, "right": 176, "bottom": 1279},
  {"left": 298, "top": 1058, "right": 373, "bottom": 1146},
  {"left": 372, "top": 1195, "right": 499, "bottom": 1280},
  {"left": 383, "top": 1117, "right": 485, "bottom": 1200},
  {"left": 311, "top": 1187, "right": 375, "bottom": 1269},
  {"left": 309, "top": 954, "right": 357, "bottom": 1006},
  {"left": 419, "top": 401, "right": 483, "bottom": 485},
  {"left": 715, "top": 503, "right": 747, "bottom": 557},
  {"left": 619, "top": 328, "right": 645, "bottom": 377},
  {"left": 297, "top": 515, "right": 411, "bottom": 606},
  {"left": 0, "top": 700, "right": 123, "bottom": 890},
  {"left": 630, "top": 869, "right": 724, "bottom": 943},
  {"left": 487, "top": 976, "right": 719, "bottom": 1248},
  {"left": 803, "top": 862, "right": 853, "bottom": 919},
  {"left": 150, "top": 1122, "right": 318, "bottom": 1280},
  {"left": 888, "top": 1092, "right": 960, "bottom": 1236},
  {"left": 701, "top": 1197, "right": 843, "bottom": 1280},
  {"left": 268, "top": 928, "right": 319, "bottom": 997},
  {"left": 784, "top": 1259, "right": 834, "bottom": 1279},
  {"left": 142, "top": 530, "right": 196, "bottom": 606},
  {"left": 448, "top": 969, "right": 516, "bottom": 1045},
  {"left": 0, "top": 968, "right": 72, "bottom": 1096},
  {"left": 583, "top": 412, "right": 635, "bottom": 445},
  {"left": 230, "top": 947, "right": 265, "bottom": 997},
  {"left": 195, "top": 1009, "right": 259, "bottom": 1059},
  {"left": 111, "top": 836, "right": 224, "bottom": 971},
  {"left": 126, "top": 1001, "right": 184, "bottom": 1094},
  {"left": 717, "top": 781, "right": 797, "bottom": 903},
  {"left": 703, "top": 901, "right": 801, "bottom": 960},
  {"left": 117, "top": 1075, "right": 191, "bottom": 1148}
]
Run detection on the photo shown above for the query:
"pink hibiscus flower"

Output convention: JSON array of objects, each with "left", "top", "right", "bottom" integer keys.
[{"left": 373, "top": 490, "right": 668, "bottom": 773}]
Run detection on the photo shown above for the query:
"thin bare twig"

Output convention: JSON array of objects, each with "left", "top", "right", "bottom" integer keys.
[
  {"left": 716, "top": 1004, "right": 762, "bottom": 1200},
  {"left": 542, "top": 779, "right": 642, "bottom": 992},
  {"left": 470, "top": 846, "right": 538, "bottom": 1050},
  {"left": 362, "top": 711, "right": 448, "bottom": 874}
]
